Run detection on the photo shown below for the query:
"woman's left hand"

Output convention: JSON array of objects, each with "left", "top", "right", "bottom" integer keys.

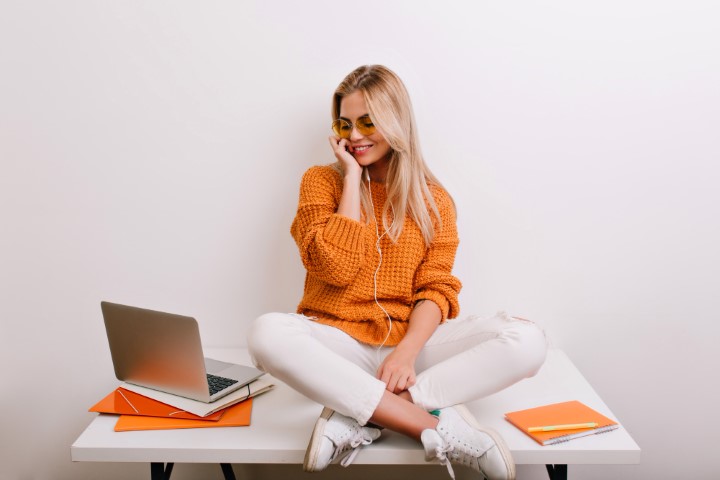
[{"left": 377, "top": 346, "right": 417, "bottom": 394}]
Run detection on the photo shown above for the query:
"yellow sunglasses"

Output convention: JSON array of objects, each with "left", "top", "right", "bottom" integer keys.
[{"left": 331, "top": 115, "right": 377, "bottom": 139}]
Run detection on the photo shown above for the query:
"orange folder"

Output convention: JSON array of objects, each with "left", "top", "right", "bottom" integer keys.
[
  {"left": 505, "top": 400, "right": 619, "bottom": 446},
  {"left": 90, "top": 387, "right": 223, "bottom": 421},
  {"left": 114, "top": 398, "right": 253, "bottom": 431}
]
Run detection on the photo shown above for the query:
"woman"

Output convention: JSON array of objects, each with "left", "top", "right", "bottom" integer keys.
[{"left": 248, "top": 65, "right": 547, "bottom": 480}]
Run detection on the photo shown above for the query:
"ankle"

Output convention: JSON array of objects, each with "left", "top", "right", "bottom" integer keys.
[{"left": 425, "top": 412, "right": 440, "bottom": 431}]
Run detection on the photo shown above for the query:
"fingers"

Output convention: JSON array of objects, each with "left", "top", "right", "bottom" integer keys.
[
  {"left": 328, "top": 136, "right": 356, "bottom": 164},
  {"left": 328, "top": 135, "right": 353, "bottom": 155},
  {"left": 390, "top": 373, "right": 414, "bottom": 394},
  {"left": 378, "top": 366, "right": 416, "bottom": 394},
  {"left": 328, "top": 136, "right": 362, "bottom": 179},
  {"left": 390, "top": 373, "right": 404, "bottom": 394},
  {"left": 394, "top": 372, "right": 416, "bottom": 394}
]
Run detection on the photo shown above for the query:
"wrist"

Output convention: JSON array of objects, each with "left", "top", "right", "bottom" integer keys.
[
  {"left": 343, "top": 169, "right": 362, "bottom": 182},
  {"left": 394, "top": 340, "right": 421, "bottom": 360}
]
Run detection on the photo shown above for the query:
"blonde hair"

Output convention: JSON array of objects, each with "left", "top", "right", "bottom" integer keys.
[{"left": 331, "top": 65, "right": 450, "bottom": 246}]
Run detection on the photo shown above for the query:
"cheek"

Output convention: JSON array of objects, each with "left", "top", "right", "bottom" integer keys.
[
  {"left": 370, "top": 129, "right": 388, "bottom": 144},
  {"left": 370, "top": 133, "right": 391, "bottom": 152},
  {"left": 373, "top": 142, "right": 391, "bottom": 159}
]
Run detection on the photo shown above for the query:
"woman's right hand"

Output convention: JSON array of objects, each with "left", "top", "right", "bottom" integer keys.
[{"left": 329, "top": 136, "right": 362, "bottom": 179}]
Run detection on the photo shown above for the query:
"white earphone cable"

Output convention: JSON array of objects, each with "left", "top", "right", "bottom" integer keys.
[{"left": 367, "top": 174, "right": 394, "bottom": 354}]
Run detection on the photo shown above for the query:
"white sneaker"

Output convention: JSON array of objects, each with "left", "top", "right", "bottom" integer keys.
[
  {"left": 303, "top": 407, "right": 382, "bottom": 472},
  {"left": 421, "top": 405, "right": 515, "bottom": 480}
]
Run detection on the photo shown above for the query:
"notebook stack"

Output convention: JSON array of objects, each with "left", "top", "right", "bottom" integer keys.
[{"left": 90, "top": 380, "right": 274, "bottom": 432}]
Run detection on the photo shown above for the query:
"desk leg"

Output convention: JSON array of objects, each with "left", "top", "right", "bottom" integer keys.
[
  {"left": 149, "top": 463, "right": 234, "bottom": 480},
  {"left": 150, "top": 463, "right": 173, "bottom": 480},
  {"left": 546, "top": 464, "right": 567, "bottom": 480},
  {"left": 220, "top": 463, "right": 237, "bottom": 480}
]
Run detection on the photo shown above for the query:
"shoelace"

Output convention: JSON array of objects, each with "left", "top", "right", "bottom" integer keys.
[
  {"left": 338, "top": 430, "right": 375, "bottom": 467},
  {"left": 433, "top": 444, "right": 457, "bottom": 480}
]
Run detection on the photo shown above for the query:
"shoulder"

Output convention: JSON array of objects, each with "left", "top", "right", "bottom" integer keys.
[
  {"left": 298, "top": 163, "right": 343, "bottom": 199},
  {"left": 301, "top": 164, "right": 342, "bottom": 183},
  {"left": 428, "top": 183, "right": 456, "bottom": 217},
  {"left": 302, "top": 163, "right": 342, "bottom": 188},
  {"left": 428, "top": 183, "right": 452, "bottom": 204}
]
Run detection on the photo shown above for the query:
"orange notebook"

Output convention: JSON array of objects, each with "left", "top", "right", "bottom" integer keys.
[
  {"left": 114, "top": 398, "right": 253, "bottom": 432},
  {"left": 505, "top": 400, "right": 619, "bottom": 446},
  {"left": 90, "top": 388, "right": 223, "bottom": 421}
]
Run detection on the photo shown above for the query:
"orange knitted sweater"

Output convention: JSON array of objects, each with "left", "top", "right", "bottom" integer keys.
[{"left": 290, "top": 165, "right": 462, "bottom": 346}]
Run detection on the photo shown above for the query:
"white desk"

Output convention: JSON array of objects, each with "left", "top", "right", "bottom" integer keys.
[{"left": 71, "top": 349, "right": 640, "bottom": 480}]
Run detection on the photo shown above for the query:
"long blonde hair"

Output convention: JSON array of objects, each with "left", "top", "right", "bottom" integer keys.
[{"left": 331, "top": 65, "right": 450, "bottom": 246}]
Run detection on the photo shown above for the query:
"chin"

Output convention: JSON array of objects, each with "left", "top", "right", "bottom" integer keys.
[{"left": 355, "top": 154, "right": 383, "bottom": 166}]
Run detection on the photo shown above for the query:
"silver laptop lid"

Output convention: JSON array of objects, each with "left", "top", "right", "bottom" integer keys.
[{"left": 101, "top": 301, "right": 213, "bottom": 402}]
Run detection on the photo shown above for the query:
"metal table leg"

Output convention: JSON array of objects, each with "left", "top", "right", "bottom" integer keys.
[
  {"left": 220, "top": 463, "right": 237, "bottom": 480},
  {"left": 149, "top": 462, "right": 234, "bottom": 480},
  {"left": 150, "top": 463, "right": 173, "bottom": 480},
  {"left": 546, "top": 464, "right": 568, "bottom": 480}
]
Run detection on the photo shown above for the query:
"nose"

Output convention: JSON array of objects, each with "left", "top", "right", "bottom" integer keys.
[{"left": 349, "top": 124, "right": 365, "bottom": 141}]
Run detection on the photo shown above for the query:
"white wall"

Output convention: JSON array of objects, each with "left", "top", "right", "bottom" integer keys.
[{"left": 1, "top": 1, "right": 719, "bottom": 479}]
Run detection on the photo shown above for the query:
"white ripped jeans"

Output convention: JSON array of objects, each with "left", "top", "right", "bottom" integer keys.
[{"left": 248, "top": 312, "right": 548, "bottom": 426}]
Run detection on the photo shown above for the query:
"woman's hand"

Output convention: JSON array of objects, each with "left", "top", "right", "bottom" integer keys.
[
  {"left": 377, "top": 300, "right": 441, "bottom": 395},
  {"left": 377, "top": 345, "right": 417, "bottom": 395},
  {"left": 328, "top": 135, "right": 362, "bottom": 179}
]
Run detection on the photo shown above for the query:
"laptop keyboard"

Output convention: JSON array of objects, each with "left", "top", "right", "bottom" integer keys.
[{"left": 207, "top": 374, "right": 239, "bottom": 396}]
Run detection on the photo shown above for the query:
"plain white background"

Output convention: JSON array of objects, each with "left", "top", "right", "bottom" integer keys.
[{"left": 1, "top": 1, "right": 719, "bottom": 479}]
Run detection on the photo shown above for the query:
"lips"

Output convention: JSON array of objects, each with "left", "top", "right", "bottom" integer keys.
[{"left": 352, "top": 145, "right": 372, "bottom": 154}]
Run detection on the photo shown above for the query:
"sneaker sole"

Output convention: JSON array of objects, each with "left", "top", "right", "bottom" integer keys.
[
  {"left": 453, "top": 404, "right": 516, "bottom": 480},
  {"left": 303, "top": 406, "right": 335, "bottom": 472}
]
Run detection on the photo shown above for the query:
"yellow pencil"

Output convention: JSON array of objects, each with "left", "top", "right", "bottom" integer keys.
[{"left": 528, "top": 422, "right": 599, "bottom": 433}]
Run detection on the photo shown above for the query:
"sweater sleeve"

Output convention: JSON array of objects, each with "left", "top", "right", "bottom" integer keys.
[
  {"left": 412, "top": 187, "right": 462, "bottom": 321},
  {"left": 290, "top": 166, "right": 367, "bottom": 287}
]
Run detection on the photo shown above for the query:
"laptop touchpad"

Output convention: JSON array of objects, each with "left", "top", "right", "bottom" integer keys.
[{"left": 204, "top": 357, "right": 234, "bottom": 374}]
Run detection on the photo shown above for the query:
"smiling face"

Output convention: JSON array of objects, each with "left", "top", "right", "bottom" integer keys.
[{"left": 339, "top": 90, "right": 392, "bottom": 180}]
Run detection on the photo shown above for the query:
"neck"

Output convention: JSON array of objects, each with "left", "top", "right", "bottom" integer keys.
[{"left": 367, "top": 158, "right": 389, "bottom": 183}]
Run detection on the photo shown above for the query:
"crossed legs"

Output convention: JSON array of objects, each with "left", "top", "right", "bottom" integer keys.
[{"left": 248, "top": 311, "right": 547, "bottom": 435}]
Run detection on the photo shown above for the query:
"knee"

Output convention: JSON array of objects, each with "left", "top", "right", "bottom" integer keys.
[
  {"left": 247, "top": 312, "right": 295, "bottom": 369},
  {"left": 513, "top": 321, "right": 548, "bottom": 378}
]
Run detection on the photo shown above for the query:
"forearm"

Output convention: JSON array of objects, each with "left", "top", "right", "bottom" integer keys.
[
  {"left": 395, "top": 300, "right": 441, "bottom": 358},
  {"left": 336, "top": 172, "right": 362, "bottom": 221},
  {"left": 291, "top": 167, "right": 366, "bottom": 286}
]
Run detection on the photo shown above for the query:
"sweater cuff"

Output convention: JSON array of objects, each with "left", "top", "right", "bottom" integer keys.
[
  {"left": 323, "top": 214, "right": 366, "bottom": 252},
  {"left": 413, "top": 290, "right": 450, "bottom": 323}
]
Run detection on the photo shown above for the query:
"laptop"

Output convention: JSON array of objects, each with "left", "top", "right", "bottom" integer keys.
[{"left": 101, "top": 301, "right": 264, "bottom": 403}]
